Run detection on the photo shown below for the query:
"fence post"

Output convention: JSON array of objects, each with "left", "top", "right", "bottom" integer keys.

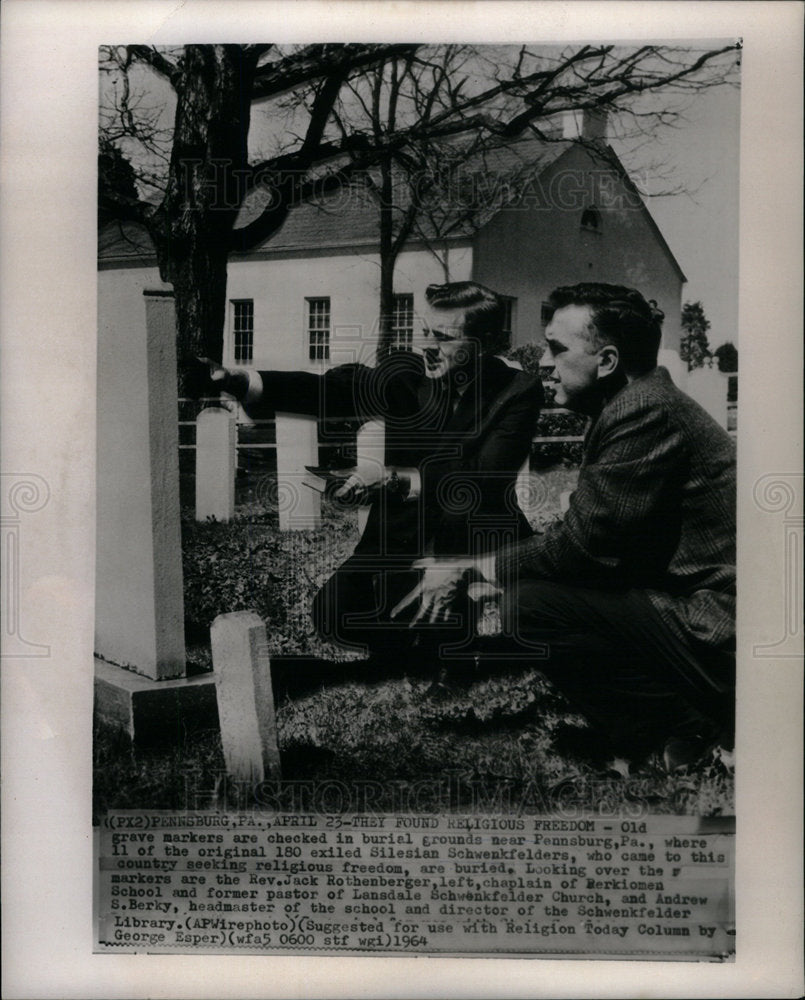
[
  {"left": 195, "top": 407, "right": 236, "bottom": 522},
  {"left": 275, "top": 412, "right": 321, "bottom": 530}
]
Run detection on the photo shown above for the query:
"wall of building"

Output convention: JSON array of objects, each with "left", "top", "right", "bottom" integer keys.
[
  {"left": 98, "top": 245, "right": 473, "bottom": 374},
  {"left": 223, "top": 244, "right": 473, "bottom": 371},
  {"left": 472, "top": 144, "right": 684, "bottom": 355}
]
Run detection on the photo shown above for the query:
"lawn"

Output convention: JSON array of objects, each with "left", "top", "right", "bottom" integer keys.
[{"left": 94, "top": 465, "right": 734, "bottom": 819}]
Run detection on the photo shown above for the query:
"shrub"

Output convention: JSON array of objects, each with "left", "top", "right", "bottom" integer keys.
[{"left": 532, "top": 410, "right": 587, "bottom": 468}]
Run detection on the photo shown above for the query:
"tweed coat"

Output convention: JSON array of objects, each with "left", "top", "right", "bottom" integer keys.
[
  {"left": 249, "top": 353, "right": 543, "bottom": 560},
  {"left": 495, "top": 366, "right": 736, "bottom": 653}
]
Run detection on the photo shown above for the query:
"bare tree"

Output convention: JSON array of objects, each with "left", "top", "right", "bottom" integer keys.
[{"left": 99, "top": 41, "right": 740, "bottom": 362}]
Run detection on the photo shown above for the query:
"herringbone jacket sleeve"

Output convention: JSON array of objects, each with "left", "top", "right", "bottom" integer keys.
[{"left": 495, "top": 390, "right": 687, "bottom": 590}]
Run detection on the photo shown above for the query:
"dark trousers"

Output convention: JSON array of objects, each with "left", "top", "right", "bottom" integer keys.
[
  {"left": 311, "top": 563, "right": 733, "bottom": 754},
  {"left": 491, "top": 578, "right": 734, "bottom": 756},
  {"left": 311, "top": 554, "right": 479, "bottom": 670}
]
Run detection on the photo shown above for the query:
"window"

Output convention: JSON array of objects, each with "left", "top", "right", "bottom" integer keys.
[
  {"left": 500, "top": 296, "right": 516, "bottom": 339},
  {"left": 390, "top": 293, "right": 414, "bottom": 350},
  {"left": 541, "top": 301, "right": 552, "bottom": 327},
  {"left": 231, "top": 299, "right": 254, "bottom": 363},
  {"left": 581, "top": 205, "right": 602, "bottom": 232},
  {"left": 307, "top": 297, "right": 330, "bottom": 361}
]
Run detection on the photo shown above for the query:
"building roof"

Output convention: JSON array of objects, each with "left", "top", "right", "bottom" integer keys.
[
  {"left": 99, "top": 137, "right": 566, "bottom": 265},
  {"left": 97, "top": 136, "right": 685, "bottom": 282}
]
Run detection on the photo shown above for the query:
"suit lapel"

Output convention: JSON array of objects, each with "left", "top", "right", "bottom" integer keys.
[{"left": 433, "top": 358, "right": 516, "bottom": 457}]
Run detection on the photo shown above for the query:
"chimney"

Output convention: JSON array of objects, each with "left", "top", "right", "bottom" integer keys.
[{"left": 562, "top": 108, "right": 608, "bottom": 142}]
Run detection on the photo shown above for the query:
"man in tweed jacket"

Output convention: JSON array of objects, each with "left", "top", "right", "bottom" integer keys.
[{"left": 396, "top": 282, "right": 736, "bottom": 767}]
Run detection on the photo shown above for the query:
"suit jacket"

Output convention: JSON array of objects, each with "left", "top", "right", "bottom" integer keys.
[
  {"left": 496, "top": 366, "right": 736, "bottom": 653},
  {"left": 249, "top": 353, "right": 543, "bottom": 560}
]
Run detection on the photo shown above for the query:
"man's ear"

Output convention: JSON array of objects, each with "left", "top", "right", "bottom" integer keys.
[{"left": 597, "top": 344, "right": 620, "bottom": 379}]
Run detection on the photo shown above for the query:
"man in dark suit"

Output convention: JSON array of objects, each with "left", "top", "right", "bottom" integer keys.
[
  {"left": 395, "top": 283, "right": 736, "bottom": 768},
  {"left": 190, "top": 281, "right": 543, "bottom": 669}
]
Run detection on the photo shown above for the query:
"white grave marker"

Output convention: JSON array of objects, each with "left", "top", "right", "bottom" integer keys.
[
  {"left": 95, "top": 289, "right": 185, "bottom": 680},
  {"left": 196, "top": 407, "right": 236, "bottom": 521},
  {"left": 211, "top": 611, "right": 281, "bottom": 783}
]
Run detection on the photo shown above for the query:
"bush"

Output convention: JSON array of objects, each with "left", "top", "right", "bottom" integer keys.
[
  {"left": 505, "top": 342, "right": 544, "bottom": 377},
  {"left": 532, "top": 410, "right": 587, "bottom": 468}
]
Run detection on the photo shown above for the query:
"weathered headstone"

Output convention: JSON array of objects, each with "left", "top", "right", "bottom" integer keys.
[
  {"left": 275, "top": 412, "right": 321, "bottom": 530},
  {"left": 195, "top": 407, "right": 236, "bottom": 522},
  {"left": 211, "top": 611, "right": 281, "bottom": 783},
  {"left": 95, "top": 289, "right": 185, "bottom": 679}
]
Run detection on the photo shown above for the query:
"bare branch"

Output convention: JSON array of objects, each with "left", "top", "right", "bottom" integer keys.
[
  {"left": 126, "top": 45, "right": 182, "bottom": 87},
  {"left": 251, "top": 43, "right": 418, "bottom": 101}
]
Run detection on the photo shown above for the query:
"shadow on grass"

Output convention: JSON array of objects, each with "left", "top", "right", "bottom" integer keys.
[{"left": 94, "top": 667, "right": 734, "bottom": 819}]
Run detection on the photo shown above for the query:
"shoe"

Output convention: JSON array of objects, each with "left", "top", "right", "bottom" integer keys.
[{"left": 662, "top": 735, "right": 711, "bottom": 773}]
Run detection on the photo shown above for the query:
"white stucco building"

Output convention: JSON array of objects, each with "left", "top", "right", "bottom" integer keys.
[{"left": 99, "top": 124, "right": 686, "bottom": 375}]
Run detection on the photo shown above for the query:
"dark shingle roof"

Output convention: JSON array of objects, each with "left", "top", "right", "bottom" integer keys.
[{"left": 99, "top": 136, "right": 568, "bottom": 264}]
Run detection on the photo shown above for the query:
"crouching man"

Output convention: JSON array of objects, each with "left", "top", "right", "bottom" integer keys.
[
  {"left": 394, "top": 282, "right": 736, "bottom": 769},
  {"left": 187, "top": 281, "right": 543, "bottom": 678}
]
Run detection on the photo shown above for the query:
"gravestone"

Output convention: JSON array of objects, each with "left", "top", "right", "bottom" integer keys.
[
  {"left": 211, "top": 611, "right": 281, "bottom": 783},
  {"left": 356, "top": 419, "right": 385, "bottom": 535},
  {"left": 95, "top": 289, "right": 185, "bottom": 680},
  {"left": 196, "top": 407, "right": 236, "bottom": 522},
  {"left": 275, "top": 412, "right": 321, "bottom": 530},
  {"left": 686, "top": 367, "right": 729, "bottom": 429}
]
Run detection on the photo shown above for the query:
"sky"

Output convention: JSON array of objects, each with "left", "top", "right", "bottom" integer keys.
[{"left": 632, "top": 83, "right": 740, "bottom": 349}]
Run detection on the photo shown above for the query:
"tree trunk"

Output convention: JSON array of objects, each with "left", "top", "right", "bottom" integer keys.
[
  {"left": 164, "top": 239, "right": 230, "bottom": 363},
  {"left": 149, "top": 45, "right": 258, "bottom": 362},
  {"left": 375, "top": 156, "right": 396, "bottom": 361}
]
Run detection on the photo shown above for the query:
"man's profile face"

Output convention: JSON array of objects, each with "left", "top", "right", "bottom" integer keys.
[
  {"left": 542, "top": 304, "right": 606, "bottom": 412},
  {"left": 420, "top": 304, "right": 479, "bottom": 381}
]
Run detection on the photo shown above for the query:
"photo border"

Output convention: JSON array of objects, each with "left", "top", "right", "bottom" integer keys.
[{"left": 1, "top": 2, "right": 802, "bottom": 997}]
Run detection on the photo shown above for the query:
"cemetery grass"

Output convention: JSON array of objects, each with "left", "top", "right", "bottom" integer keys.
[{"left": 93, "top": 467, "right": 734, "bottom": 820}]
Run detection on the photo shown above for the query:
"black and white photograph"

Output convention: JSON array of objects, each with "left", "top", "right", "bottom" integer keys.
[
  {"left": 2, "top": 0, "right": 802, "bottom": 996},
  {"left": 95, "top": 33, "right": 741, "bottom": 915}
]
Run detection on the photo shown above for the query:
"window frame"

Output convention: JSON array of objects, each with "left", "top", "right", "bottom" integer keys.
[
  {"left": 306, "top": 296, "right": 331, "bottom": 362},
  {"left": 500, "top": 295, "right": 517, "bottom": 340},
  {"left": 390, "top": 292, "right": 415, "bottom": 350},
  {"left": 580, "top": 205, "right": 602, "bottom": 233},
  {"left": 230, "top": 298, "right": 254, "bottom": 365}
]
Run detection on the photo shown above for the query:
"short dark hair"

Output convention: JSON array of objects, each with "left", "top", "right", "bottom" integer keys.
[
  {"left": 546, "top": 283, "right": 662, "bottom": 375},
  {"left": 425, "top": 281, "right": 509, "bottom": 355}
]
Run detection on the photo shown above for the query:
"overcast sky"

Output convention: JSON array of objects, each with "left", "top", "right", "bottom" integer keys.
[{"left": 635, "top": 82, "right": 740, "bottom": 349}]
